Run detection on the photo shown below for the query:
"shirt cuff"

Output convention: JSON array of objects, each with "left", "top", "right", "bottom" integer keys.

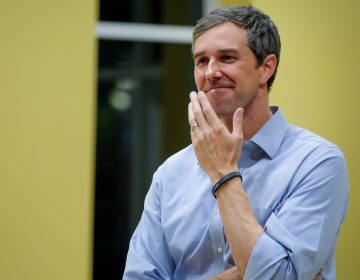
[{"left": 244, "top": 213, "right": 291, "bottom": 279}]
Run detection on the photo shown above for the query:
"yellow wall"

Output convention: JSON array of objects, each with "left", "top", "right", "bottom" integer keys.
[
  {"left": 0, "top": 0, "right": 97, "bottom": 279},
  {"left": 1, "top": 0, "right": 358, "bottom": 278},
  {"left": 220, "top": 0, "right": 252, "bottom": 6},
  {"left": 252, "top": 0, "right": 359, "bottom": 278}
]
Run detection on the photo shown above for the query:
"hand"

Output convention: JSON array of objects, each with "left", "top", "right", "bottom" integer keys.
[
  {"left": 207, "top": 268, "right": 321, "bottom": 280},
  {"left": 207, "top": 267, "right": 242, "bottom": 280},
  {"left": 188, "top": 91, "right": 244, "bottom": 183}
]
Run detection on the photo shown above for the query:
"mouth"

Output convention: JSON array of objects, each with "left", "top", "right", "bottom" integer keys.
[{"left": 205, "top": 87, "right": 233, "bottom": 94}]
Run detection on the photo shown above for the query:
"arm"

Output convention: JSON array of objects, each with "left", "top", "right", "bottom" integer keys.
[
  {"left": 208, "top": 267, "right": 323, "bottom": 280},
  {"left": 244, "top": 150, "right": 347, "bottom": 279},
  {"left": 189, "top": 91, "right": 348, "bottom": 279},
  {"left": 208, "top": 267, "right": 243, "bottom": 280},
  {"left": 189, "top": 91, "right": 262, "bottom": 276},
  {"left": 123, "top": 168, "right": 175, "bottom": 279}
]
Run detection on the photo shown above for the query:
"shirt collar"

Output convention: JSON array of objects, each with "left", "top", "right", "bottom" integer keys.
[{"left": 250, "top": 106, "right": 288, "bottom": 159}]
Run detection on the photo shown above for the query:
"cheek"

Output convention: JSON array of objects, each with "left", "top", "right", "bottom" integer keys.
[
  {"left": 194, "top": 69, "right": 205, "bottom": 90},
  {"left": 219, "top": 66, "right": 240, "bottom": 83}
]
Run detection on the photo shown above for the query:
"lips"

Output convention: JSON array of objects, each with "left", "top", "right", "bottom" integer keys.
[
  {"left": 210, "top": 86, "right": 232, "bottom": 90},
  {"left": 204, "top": 85, "right": 234, "bottom": 93},
  {"left": 202, "top": 81, "right": 234, "bottom": 92}
]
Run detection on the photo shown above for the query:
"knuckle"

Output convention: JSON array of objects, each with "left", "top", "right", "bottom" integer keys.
[
  {"left": 202, "top": 131, "right": 210, "bottom": 140},
  {"left": 213, "top": 124, "right": 223, "bottom": 135},
  {"left": 233, "top": 134, "right": 243, "bottom": 142}
]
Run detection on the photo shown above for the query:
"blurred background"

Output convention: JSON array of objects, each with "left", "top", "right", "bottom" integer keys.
[{"left": 0, "top": 0, "right": 359, "bottom": 279}]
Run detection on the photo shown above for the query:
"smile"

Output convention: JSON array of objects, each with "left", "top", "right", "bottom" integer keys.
[{"left": 206, "top": 87, "right": 232, "bottom": 94}]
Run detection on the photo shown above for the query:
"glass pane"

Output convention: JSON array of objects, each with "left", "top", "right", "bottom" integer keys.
[
  {"left": 95, "top": 1, "right": 201, "bottom": 278},
  {"left": 93, "top": 39, "right": 196, "bottom": 279},
  {"left": 100, "top": 0, "right": 201, "bottom": 26}
]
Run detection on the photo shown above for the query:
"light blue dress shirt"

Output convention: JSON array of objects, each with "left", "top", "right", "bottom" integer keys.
[{"left": 123, "top": 107, "right": 349, "bottom": 280}]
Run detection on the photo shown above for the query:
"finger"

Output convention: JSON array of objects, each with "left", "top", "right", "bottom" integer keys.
[
  {"left": 188, "top": 102, "right": 196, "bottom": 126},
  {"left": 232, "top": 107, "right": 244, "bottom": 137},
  {"left": 190, "top": 91, "right": 209, "bottom": 129},
  {"left": 188, "top": 102, "right": 200, "bottom": 134},
  {"left": 197, "top": 91, "right": 222, "bottom": 126}
]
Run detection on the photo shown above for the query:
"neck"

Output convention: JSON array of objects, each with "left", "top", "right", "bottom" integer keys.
[
  {"left": 242, "top": 105, "right": 272, "bottom": 140},
  {"left": 222, "top": 91, "right": 272, "bottom": 140}
]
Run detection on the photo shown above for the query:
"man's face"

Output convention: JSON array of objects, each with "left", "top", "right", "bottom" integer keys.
[{"left": 193, "top": 22, "right": 264, "bottom": 119}]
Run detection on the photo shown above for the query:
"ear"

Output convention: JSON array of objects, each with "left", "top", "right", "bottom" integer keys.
[{"left": 259, "top": 54, "right": 277, "bottom": 87}]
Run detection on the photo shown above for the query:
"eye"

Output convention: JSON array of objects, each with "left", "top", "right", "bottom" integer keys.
[
  {"left": 220, "top": 55, "right": 236, "bottom": 62},
  {"left": 195, "top": 57, "right": 208, "bottom": 66}
]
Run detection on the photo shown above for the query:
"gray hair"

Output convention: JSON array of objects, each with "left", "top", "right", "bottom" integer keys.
[{"left": 193, "top": 6, "right": 281, "bottom": 89}]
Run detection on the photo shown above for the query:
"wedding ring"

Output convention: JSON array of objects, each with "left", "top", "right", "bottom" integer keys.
[{"left": 190, "top": 123, "right": 200, "bottom": 132}]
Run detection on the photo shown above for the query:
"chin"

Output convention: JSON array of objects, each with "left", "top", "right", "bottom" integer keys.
[{"left": 212, "top": 105, "right": 234, "bottom": 119}]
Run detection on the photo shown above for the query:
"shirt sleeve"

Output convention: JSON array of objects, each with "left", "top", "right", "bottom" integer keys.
[
  {"left": 244, "top": 147, "right": 349, "bottom": 280},
  {"left": 123, "top": 166, "right": 175, "bottom": 280}
]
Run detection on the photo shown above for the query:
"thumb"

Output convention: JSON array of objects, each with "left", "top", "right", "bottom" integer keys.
[{"left": 232, "top": 107, "right": 244, "bottom": 137}]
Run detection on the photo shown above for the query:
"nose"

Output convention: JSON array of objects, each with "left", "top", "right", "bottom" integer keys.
[{"left": 205, "top": 58, "right": 222, "bottom": 80}]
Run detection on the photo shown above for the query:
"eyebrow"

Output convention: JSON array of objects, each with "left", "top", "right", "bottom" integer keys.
[{"left": 192, "top": 48, "right": 239, "bottom": 59}]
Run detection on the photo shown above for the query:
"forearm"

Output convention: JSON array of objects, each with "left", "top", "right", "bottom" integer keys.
[
  {"left": 208, "top": 267, "right": 243, "bottom": 280},
  {"left": 210, "top": 179, "right": 326, "bottom": 280},
  {"left": 208, "top": 266, "right": 322, "bottom": 280},
  {"left": 215, "top": 177, "right": 263, "bottom": 277}
]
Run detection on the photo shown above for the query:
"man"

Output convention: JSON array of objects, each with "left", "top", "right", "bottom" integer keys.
[{"left": 123, "top": 6, "right": 348, "bottom": 280}]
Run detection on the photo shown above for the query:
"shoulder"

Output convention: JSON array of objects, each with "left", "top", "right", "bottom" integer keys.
[
  {"left": 162, "top": 144, "right": 195, "bottom": 169},
  {"left": 148, "top": 144, "right": 206, "bottom": 205},
  {"left": 145, "top": 145, "right": 195, "bottom": 201},
  {"left": 282, "top": 125, "right": 348, "bottom": 189},
  {"left": 285, "top": 124, "right": 345, "bottom": 159},
  {"left": 153, "top": 144, "right": 197, "bottom": 182}
]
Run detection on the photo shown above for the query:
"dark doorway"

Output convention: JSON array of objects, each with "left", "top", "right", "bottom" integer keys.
[{"left": 93, "top": 1, "right": 201, "bottom": 278}]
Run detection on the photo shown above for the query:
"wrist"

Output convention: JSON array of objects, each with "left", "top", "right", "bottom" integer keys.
[
  {"left": 212, "top": 171, "right": 243, "bottom": 198},
  {"left": 209, "top": 167, "right": 239, "bottom": 184}
]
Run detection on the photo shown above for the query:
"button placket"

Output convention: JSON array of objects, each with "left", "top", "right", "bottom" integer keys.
[{"left": 208, "top": 205, "right": 226, "bottom": 266}]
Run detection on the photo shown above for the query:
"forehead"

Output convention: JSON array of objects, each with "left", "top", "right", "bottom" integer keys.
[{"left": 193, "top": 22, "right": 248, "bottom": 55}]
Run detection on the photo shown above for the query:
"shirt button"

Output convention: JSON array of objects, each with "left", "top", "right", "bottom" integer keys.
[{"left": 217, "top": 246, "right": 223, "bottom": 254}]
